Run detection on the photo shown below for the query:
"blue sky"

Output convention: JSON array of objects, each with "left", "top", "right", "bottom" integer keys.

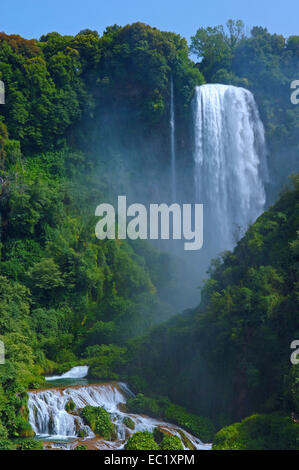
[{"left": 1, "top": 0, "right": 298, "bottom": 41}]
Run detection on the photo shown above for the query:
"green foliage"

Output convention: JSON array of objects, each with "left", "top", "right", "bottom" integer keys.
[
  {"left": 128, "top": 176, "right": 299, "bottom": 428},
  {"left": 28, "top": 258, "right": 64, "bottom": 290},
  {"left": 0, "top": 20, "right": 298, "bottom": 451},
  {"left": 86, "top": 344, "right": 127, "bottom": 380},
  {"left": 125, "top": 428, "right": 183, "bottom": 450},
  {"left": 127, "top": 393, "right": 169, "bottom": 418},
  {"left": 213, "top": 414, "right": 299, "bottom": 450},
  {"left": 125, "top": 431, "right": 159, "bottom": 450},
  {"left": 65, "top": 400, "right": 76, "bottom": 413},
  {"left": 17, "top": 438, "right": 44, "bottom": 450},
  {"left": 75, "top": 444, "right": 87, "bottom": 450},
  {"left": 127, "top": 393, "right": 214, "bottom": 442},
  {"left": 159, "top": 434, "right": 183, "bottom": 450},
  {"left": 80, "top": 406, "right": 116, "bottom": 440},
  {"left": 165, "top": 404, "right": 214, "bottom": 442},
  {"left": 0, "top": 439, "right": 17, "bottom": 450},
  {"left": 123, "top": 417, "right": 135, "bottom": 430}
]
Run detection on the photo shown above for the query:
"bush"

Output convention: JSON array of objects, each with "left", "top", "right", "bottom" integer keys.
[
  {"left": 165, "top": 404, "right": 214, "bottom": 442},
  {"left": 213, "top": 414, "right": 299, "bottom": 450},
  {"left": 125, "top": 431, "right": 159, "bottom": 450},
  {"left": 75, "top": 444, "right": 87, "bottom": 450},
  {"left": 0, "top": 439, "right": 16, "bottom": 450},
  {"left": 80, "top": 406, "right": 116, "bottom": 440},
  {"left": 127, "top": 393, "right": 214, "bottom": 442},
  {"left": 18, "top": 439, "right": 44, "bottom": 450},
  {"left": 16, "top": 418, "right": 35, "bottom": 438},
  {"left": 159, "top": 434, "right": 184, "bottom": 450},
  {"left": 65, "top": 400, "right": 76, "bottom": 412},
  {"left": 123, "top": 417, "right": 135, "bottom": 430},
  {"left": 0, "top": 422, "right": 8, "bottom": 439},
  {"left": 127, "top": 393, "right": 169, "bottom": 418}
]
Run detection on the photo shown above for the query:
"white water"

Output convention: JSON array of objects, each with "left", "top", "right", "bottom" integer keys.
[
  {"left": 193, "top": 84, "right": 267, "bottom": 253},
  {"left": 45, "top": 366, "right": 89, "bottom": 381},
  {"left": 28, "top": 383, "right": 211, "bottom": 450},
  {"left": 170, "top": 75, "right": 176, "bottom": 200}
]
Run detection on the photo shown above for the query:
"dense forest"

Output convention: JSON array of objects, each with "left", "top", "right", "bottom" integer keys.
[{"left": 0, "top": 20, "right": 298, "bottom": 450}]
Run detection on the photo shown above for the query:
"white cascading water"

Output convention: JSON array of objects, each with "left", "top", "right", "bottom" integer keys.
[
  {"left": 193, "top": 84, "right": 267, "bottom": 253},
  {"left": 170, "top": 75, "right": 176, "bottom": 201},
  {"left": 28, "top": 381, "right": 211, "bottom": 450},
  {"left": 45, "top": 366, "right": 88, "bottom": 381}
]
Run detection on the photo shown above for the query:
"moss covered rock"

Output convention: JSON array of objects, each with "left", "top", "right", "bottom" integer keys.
[
  {"left": 80, "top": 406, "right": 116, "bottom": 440},
  {"left": 123, "top": 417, "right": 135, "bottom": 430},
  {"left": 65, "top": 399, "right": 76, "bottom": 413},
  {"left": 159, "top": 434, "right": 184, "bottom": 450},
  {"left": 125, "top": 431, "right": 159, "bottom": 450}
]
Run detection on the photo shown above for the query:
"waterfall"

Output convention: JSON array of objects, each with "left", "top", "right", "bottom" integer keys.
[
  {"left": 170, "top": 76, "right": 176, "bottom": 200},
  {"left": 28, "top": 384, "right": 126, "bottom": 438},
  {"left": 45, "top": 365, "right": 88, "bottom": 381},
  {"left": 193, "top": 84, "right": 267, "bottom": 253},
  {"left": 28, "top": 382, "right": 211, "bottom": 450}
]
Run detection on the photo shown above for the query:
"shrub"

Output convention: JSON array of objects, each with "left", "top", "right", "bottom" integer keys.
[
  {"left": 159, "top": 435, "right": 184, "bottom": 450},
  {"left": 80, "top": 406, "right": 116, "bottom": 440},
  {"left": 18, "top": 439, "right": 44, "bottom": 450},
  {"left": 165, "top": 404, "right": 214, "bottom": 442},
  {"left": 213, "top": 414, "right": 299, "bottom": 450},
  {"left": 0, "top": 422, "right": 8, "bottom": 439},
  {"left": 125, "top": 431, "right": 159, "bottom": 450},
  {"left": 127, "top": 393, "right": 169, "bottom": 418},
  {"left": 65, "top": 400, "right": 76, "bottom": 412},
  {"left": 16, "top": 418, "right": 35, "bottom": 438},
  {"left": 127, "top": 393, "right": 214, "bottom": 442},
  {"left": 123, "top": 417, "right": 135, "bottom": 430},
  {"left": 0, "top": 439, "right": 16, "bottom": 450}
]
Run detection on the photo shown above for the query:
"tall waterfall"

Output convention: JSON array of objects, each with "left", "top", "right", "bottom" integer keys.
[
  {"left": 170, "top": 76, "right": 176, "bottom": 200},
  {"left": 193, "top": 84, "right": 267, "bottom": 253},
  {"left": 28, "top": 382, "right": 211, "bottom": 450}
]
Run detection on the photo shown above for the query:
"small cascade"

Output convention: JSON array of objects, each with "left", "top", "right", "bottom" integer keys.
[
  {"left": 45, "top": 365, "right": 89, "bottom": 381},
  {"left": 28, "top": 382, "right": 211, "bottom": 450},
  {"left": 28, "top": 384, "right": 125, "bottom": 438}
]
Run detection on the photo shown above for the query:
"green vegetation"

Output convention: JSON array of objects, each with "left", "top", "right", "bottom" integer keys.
[
  {"left": 80, "top": 406, "right": 116, "bottom": 440},
  {"left": 153, "top": 427, "right": 184, "bottom": 449},
  {"left": 0, "top": 22, "right": 202, "bottom": 442},
  {"left": 125, "top": 429, "right": 184, "bottom": 450},
  {"left": 0, "top": 20, "right": 298, "bottom": 450},
  {"left": 213, "top": 414, "right": 299, "bottom": 450},
  {"left": 65, "top": 399, "right": 76, "bottom": 412},
  {"left": 75, "top": 444, "right": 87, "bottom": 450},
  {"left": 160, "top": 434, "right": 184, "bottom": 450},
  {"left": 123, "top": 416, "right": 135, "bottom": 430},
  {"left": 127, "top": 175, "right": 299, "bottom": 428},
  {"left": 127, "top": 393, "right": 214, "bottom": 442},
  {"left": 125, "top": 431, "right": 159, "bottom": 450}
]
